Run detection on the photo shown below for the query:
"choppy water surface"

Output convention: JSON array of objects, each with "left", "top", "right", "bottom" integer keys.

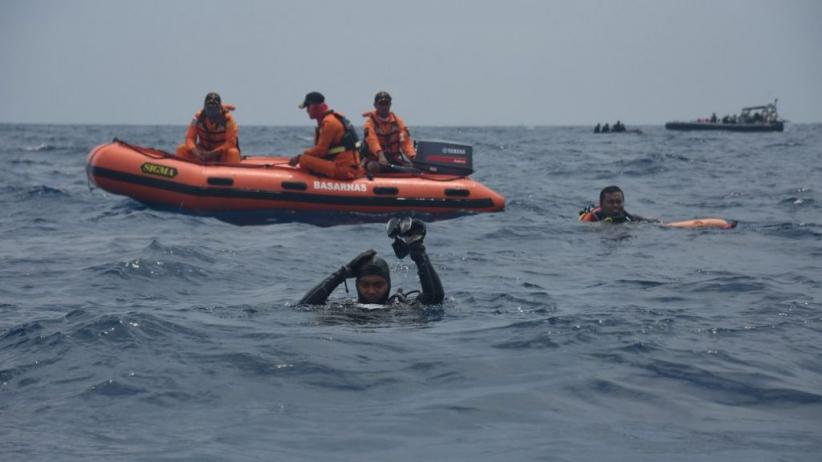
[{"left": 1, "top": 123, "right": 820, "bottom": 461}]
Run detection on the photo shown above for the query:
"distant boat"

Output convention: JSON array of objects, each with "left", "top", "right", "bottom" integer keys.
[
  {"left": 593, "top": 128, "right": 643, "bottom": 135},
  {"left": 665, "top": 99, "right": 784, "bottom": 132},
  {"left": 594, "top": 122, "right": 642, "bottom": 134}
]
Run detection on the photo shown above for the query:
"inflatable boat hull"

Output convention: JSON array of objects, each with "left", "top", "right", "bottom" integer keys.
[{"left": 86, "top": 141, "right": 505, "bottom": 220}]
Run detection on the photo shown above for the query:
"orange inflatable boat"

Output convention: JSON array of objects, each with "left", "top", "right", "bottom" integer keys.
[{"left": 86, "top": 140, "right": 505, "bottom": 222}]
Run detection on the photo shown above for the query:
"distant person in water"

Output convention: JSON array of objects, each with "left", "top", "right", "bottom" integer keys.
[
  {"left": 176, "top": 92, "right": 241, "bottom": 163},
  {"left": 298, "top": 218, "right": 444, "bottom": 306},
  {"left": 579, "top": 185, "right": 650, "bottom": 223}
]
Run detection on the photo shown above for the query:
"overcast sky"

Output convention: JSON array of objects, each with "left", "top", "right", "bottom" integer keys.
[{"left": 1, "top": 0, "right": 820, "bottom": 125}]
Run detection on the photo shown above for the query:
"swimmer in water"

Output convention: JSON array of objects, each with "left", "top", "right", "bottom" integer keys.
[
  {"left": 579, "top": 185, "right": 650, "bottom": 223},
  {"left": 579, "top": 185, "right": 737, "bottom": 229},
  {"left": 298, "top": 218, "right": 444, "bottom": 306}
]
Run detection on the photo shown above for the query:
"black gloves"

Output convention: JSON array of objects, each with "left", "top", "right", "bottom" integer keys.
[
  {"left": 343, "top": 249, "right": 376, "bottom": 278},
  {"left": 386, "top": 217, "right": 426, "bottom": 259}
]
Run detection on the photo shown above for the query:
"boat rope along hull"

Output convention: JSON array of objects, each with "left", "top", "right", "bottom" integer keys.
[{"left": 86, "top": 142, "right": 505, "bottom": 214}]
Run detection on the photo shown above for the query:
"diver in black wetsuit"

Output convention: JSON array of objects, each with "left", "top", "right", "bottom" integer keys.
[{"left": 298, "top": 218, "right": 444, "bottom": 306}]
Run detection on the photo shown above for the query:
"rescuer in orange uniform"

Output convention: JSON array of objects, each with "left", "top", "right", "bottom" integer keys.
[
  {"left": 361, "top": 91, "right": 416, "bottom": 176},
  {"left": 176, "top": 92, "right": 240, "bottom": 163},
  {"left": 289, "top": 92, "right": 363, "bottom": 180}
]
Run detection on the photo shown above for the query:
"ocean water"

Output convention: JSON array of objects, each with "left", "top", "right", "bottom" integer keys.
[{"left": 1, "top": 123, "right": 820, "bottom": 461}]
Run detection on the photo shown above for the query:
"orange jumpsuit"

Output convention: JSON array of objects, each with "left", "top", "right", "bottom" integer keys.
[
  {"left": 299, "top": 111, "right": 362, "bottom": 180},
  {"left": 176, "top": 106, "right": 240, "bottom": 163},
  {"left": 362, "top": 111, "right": 415, "bottom": 164}
]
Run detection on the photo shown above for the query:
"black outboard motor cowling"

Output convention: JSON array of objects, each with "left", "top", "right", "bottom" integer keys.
[{"left": 412, "top": 140, "right": 474, "bottom": 176}]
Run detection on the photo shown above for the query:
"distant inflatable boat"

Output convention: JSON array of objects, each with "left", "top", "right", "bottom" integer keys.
[
  {"left": 86, "top": 140, "right": 505, "bottom": 223},
  {"left": 594, "top": 128, "right": 643, "bottom": 135}
]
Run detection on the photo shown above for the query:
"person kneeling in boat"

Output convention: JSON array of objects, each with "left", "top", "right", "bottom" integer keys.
[
  {"left": 176, "top": 92, "right": 241, "bottom": 163},
  {"left": 579, "top": 185, "right": 650, "bottom": 224},
  {"left": 288, "top": 92, "right": 363, "bottom": 180},
  {"left": 361, "top": 91, "right": 416, "bottom": 177},
  {"left": 298, "top": 218, "right": 444, "bottom": 307}
]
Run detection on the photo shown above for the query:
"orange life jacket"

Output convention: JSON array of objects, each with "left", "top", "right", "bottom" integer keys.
[
  {"left": 362, "top": 111, "right": 413, "bottom": 165},
  {"left": 193, "top": 106, "right": 237, "bottom": 151},
  {"left": 370, "top": 113, "right": 402, "bottom": 154},
  {"left": 579, "top": 206, "right": 602, "bottom": 222}
]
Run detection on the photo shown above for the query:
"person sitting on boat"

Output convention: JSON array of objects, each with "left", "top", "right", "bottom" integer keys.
[
  {"left": 176, "top": 92, "right": 241, "bottom": 163},
  {"left": 289, "top": 92, "right": 363, "bottom": 180},
  {"left": 613, "top": 121, "right": 625, "bottom": 132},
  {"left": 594, "top": 123, "right": 601, "bottom": 133},
  {"left": 579, "top": 185, "right": 649, "bottom": 224},
  {"left": 601, "top": 123, "right": 610, "bottom": 133},
  {"left": 710, "top": 112, "right": 718, "bottom": 123},
  {"left": 299, "top": 218, "right": 444, "bottom": 307},
  {"left": 361, "top": 91, "right": 416, "bottom": 177}
]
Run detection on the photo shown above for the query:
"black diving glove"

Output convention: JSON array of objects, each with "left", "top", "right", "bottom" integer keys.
[
  {"left": 387, "top": 217, "right": 426, "bottom": 260},
  {"left": 343, "top": 249, "right": 377, "bottom": 278}
]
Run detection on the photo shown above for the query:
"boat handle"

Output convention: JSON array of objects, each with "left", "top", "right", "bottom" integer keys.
[{"left": 207, "top": 177, "right": 234, "bottom": 186}]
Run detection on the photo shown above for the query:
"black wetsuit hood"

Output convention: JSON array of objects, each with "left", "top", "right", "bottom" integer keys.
[{"left": 355, "top": 256, "right": 391, "bottom": 304}]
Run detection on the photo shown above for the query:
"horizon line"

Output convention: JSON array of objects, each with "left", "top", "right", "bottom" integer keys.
[{"left": 1, "top": 121, "right": 818, "bottom": 128}]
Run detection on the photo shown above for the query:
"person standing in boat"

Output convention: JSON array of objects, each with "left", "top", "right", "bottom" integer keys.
[
  {"left": 579, "top": 185, "right": 649, "bottom": 223},
  {"left": 299, "top": 218, "right": 444, "bottom": 307},
  {"left": 289, "top": 92, "right": 363, "bottom": 180},
  {"left": 361, "top": 91, "right": 416, "bottom": 176},
  {"left": 176, "top": 92, "right": 241, "bottom": 163}
]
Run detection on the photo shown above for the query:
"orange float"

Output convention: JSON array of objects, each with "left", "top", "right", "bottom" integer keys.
[
  {"left": 86, "top": 140, "right": 505, "bottom": 220},
  {"left": 663, "top": 218, "right": 737, "bottom": 229}
]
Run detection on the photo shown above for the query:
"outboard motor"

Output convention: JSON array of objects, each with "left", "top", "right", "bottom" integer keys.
[{"left": 412, "top": 140, "right": 474, "bottom": 176}]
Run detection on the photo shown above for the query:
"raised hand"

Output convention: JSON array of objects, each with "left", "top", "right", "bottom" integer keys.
[{"left": 344, "top": 249, "right": 377, "bottom": 278}]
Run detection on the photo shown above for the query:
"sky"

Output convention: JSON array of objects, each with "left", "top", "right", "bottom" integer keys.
[{"left": 1, "top": 0, "right": 820, "bottom": 125}]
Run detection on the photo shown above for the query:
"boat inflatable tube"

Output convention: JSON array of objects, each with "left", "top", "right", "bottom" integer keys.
[{"left": 86, "top": 140, "right": 505, "bottom": 217}]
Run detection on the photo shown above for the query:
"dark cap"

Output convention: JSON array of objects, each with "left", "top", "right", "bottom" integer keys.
[
  {"left": 204, "top": 92, "right": 222, "bottom": 107},
  {"left": 299, "top": 91, "right": 325, "bottom": 108},
  {"left": 374, "top": 91, "right": 392, "bottom": 104}
]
